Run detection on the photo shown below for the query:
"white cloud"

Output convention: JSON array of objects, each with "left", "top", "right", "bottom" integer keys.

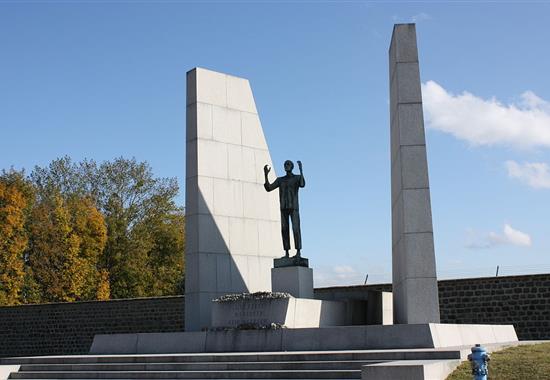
[
  {"left": 314, "top": 265, "right": 365, "bottom": 287},
  {"left": 411, "top": 13, "right": 431, "bottom": 23},
  {"left": 422, "top": 81, "right": 550, "bottom": 149},
  {"left": 520, "top": 91, "right": 550, "bottom": 112},
  {"left": 466, "top": 224, "right": 532, "bottom": 249},
  {"left": 334, "top": 265, "right": 355, "bottom": 275},
  {"left": 497, "top": 224, "right": 532, "bottom": 246},
  {"left": 392, "top": 12, "right": 431, "bottom": 24},
  {"left": 505, "top": 160, "right": 550, "bottom": 189}
]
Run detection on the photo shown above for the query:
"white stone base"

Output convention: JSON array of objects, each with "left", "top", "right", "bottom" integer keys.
[
  {"left": 90, "top": 323, "right": 518, "bottom": 354},
  {"left": 0, "top": 366, "right": 20, "bottom": 380},
  {"left": 362, "top": 359, "right": 461, "bottom": 380},
  {"left": 211, "top": 296, "right": 346, "bottom": 328},
  {"left": 271, "top": 266, "right": 313, "bottom": 298}
]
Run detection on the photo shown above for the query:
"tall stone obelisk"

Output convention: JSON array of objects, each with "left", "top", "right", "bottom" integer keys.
[{"left": 389, "top": 24, "right": 440, "bottom": 324}]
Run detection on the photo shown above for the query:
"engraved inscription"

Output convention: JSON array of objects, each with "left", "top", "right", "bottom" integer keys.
[
  {"left": 228, "top": 301, "right": 269, "bottom": 326},
  {"left": 212, "top": 299, "right": 288, "bottom": 328}
]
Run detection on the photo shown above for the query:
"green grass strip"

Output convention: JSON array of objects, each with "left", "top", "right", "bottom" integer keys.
[{"left": 447, "top": 342, "right": 550, "bottom": 380}]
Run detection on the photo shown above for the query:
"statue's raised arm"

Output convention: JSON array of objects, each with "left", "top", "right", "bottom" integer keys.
[
  {"left": 264, "top": 164, "right": 279, "bottom": 192},
  {"left": 297, "top": 160, "right": 305, "bottom": 188}
]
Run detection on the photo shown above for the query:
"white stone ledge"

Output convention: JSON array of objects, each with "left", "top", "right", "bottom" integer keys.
[{"left": 89, "top": 323, "right": 518, "bottom": 355}]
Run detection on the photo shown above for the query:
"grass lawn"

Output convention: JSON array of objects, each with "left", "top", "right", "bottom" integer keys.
[{"left": 446, "top": 342, "right": 550, "bottom": 380}]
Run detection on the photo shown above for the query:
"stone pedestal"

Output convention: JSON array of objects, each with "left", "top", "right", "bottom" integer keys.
[
  {"left": 271, "top": 266, "right": 314, "bottom": 299},
  {"left": 273, "top": 256, "right": 309, "bottom": 268}
]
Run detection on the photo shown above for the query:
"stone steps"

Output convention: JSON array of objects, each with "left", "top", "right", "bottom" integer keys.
[
  {"left": 1, "top": 350, "right": 461, "bottom": 365},
  {"left": 10, "top": 370, "right": 362, "bottom": 379},
  {"left": 1, "top": 350, "right": 464, "bottom": 380},
  {"left": 18, "top": 361, "right": 380, "bottom": 372}
]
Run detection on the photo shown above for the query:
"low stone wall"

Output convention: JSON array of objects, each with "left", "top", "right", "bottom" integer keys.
[
  {"left": 315, "top": 273, "right": 550, "bottom": 341},
  {"left": 0, "top": 274, "right": 548, "bottom": 358},
  {"left": 0, "top": 296, "right": 184, "bottom": 358},
  {"left": 437, "top": 274, "right": 550, "bottom": 340}
]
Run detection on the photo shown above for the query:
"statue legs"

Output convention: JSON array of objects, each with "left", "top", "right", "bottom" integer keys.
[
  {"left": 281, "top": 209, "right": 291, "bottom": 256},
  {"left": 281, "top": 209, "right": 302, "bottom": 257},
  {"left": 291, "top": 209, "right": 301, "bottom": 256}
]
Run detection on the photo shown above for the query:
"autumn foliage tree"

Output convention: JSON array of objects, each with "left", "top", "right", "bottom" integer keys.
[
  {"left": 0, "top": 157, "right": 184, "bottom": 305},
  {"left": 0, "top": 177, "right": 29, "bottom": 305},
  {"left": 28, "top": 193, "right": 107, "bottom": 302},
  {"left": 0, "top": 169, "right": 41, "bottom": 304},
  {"left": 67, "top": 196, "right": 109, "bottom": 300}
]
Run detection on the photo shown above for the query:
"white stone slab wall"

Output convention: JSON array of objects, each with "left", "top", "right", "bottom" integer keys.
[
  {"left": 389, "top": 24, "right": 440, "bottom": 324},
  {"left": 185, "top": 68, "right": 281, "bottom": 331}
]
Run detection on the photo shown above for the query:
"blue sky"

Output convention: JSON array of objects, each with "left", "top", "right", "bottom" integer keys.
[{"left": 2, "top": 1, "right": 550, "bottom": 286}]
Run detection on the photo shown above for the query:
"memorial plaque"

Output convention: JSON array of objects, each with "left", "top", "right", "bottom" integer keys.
[
  {"left": 211, "top": 296, "right": 347, "bottom": 329},
  {"left": 212, "top": 298, "right": 290, "bottom": 328}
]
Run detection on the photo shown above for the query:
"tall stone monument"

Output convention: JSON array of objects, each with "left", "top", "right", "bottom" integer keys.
[
  {"left": 185, "top": 68, "right": 281, "bottom": 331},
  {"left": 389, "top": 24, "right": 440, "bottom": 324},
  {"left": 90, "top": 28, "right": 518, "bottom": 359}
]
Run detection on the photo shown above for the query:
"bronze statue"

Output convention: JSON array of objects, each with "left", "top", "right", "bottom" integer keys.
[{"left": 264, "top": 160, "right": 305, "bottom": 258}]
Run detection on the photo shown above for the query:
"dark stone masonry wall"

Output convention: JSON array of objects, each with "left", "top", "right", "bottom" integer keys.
[
  {"left": 0, "top": 274, "right": 548, "bottom": 358},
  {"left": 315, "top": 273, "right": 550, "bottom": 341},
  {"left": 437, "top": 274, "right": 550, "bottom": 340},
  {"left": 0, "top": 296, "right": 184, "bottom": 358}
]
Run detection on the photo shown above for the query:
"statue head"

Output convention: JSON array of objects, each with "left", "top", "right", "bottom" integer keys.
[{"left": 284, "top": 160, "right": 294, "bottom": 173}]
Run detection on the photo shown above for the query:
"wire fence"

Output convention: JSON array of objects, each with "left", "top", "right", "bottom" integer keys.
[{"left": 360, "top": 264, "right": 550, "bottom": 285}]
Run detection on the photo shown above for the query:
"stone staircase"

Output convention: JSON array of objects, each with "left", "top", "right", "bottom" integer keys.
[{"left": 0, "top": 349, "right": 463, "bottom": 379}]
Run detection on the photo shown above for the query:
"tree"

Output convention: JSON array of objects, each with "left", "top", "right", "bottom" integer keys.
[
  {"left": 0, "top": 179, "right": 28, "bottom": 305},
  {"left": 30, "top": 156, "right": 98, "bottom": 202},
  {"left": 0, "top": 170, "right": 38, "bottom": 305},
  {"left": 29, "top": 157, "right": 184, "bottom": 299},
  {"left": 20, "top": 266, "right": 41, "bottom": 304},
  {"left": 28, "top": 192, "right": 80, "bottom": 302},
  {"left": 102, "top": 191, "right": 152, "bottom": 298},
  {"left": 96, "top": 158, "right": 182, "bottom": 298},
  {"left": 67, "top": 196, "right": 108, "bottom": 300},
  {"left": 96, "top": 269, "right": 110, "bottom": 300},
  {"left": 146, "top": 209, "right": 185, "bottom": 296},
  {"left": 28, "top": 192, "right": 107, "bottom": 302}
]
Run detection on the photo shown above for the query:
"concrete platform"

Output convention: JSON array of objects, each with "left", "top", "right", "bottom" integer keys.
[{"left": 89, "top": 323, "right": 517, "bottom": 354}]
